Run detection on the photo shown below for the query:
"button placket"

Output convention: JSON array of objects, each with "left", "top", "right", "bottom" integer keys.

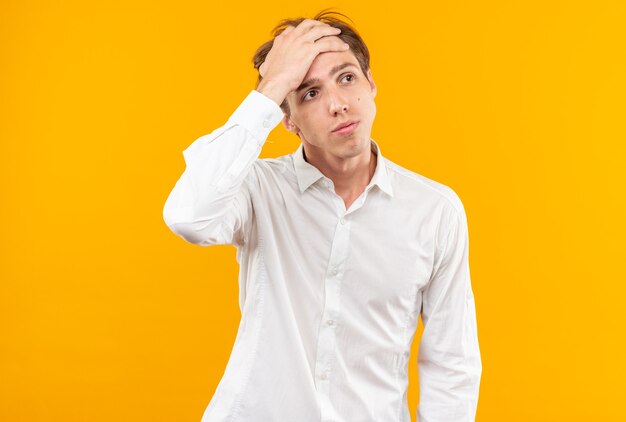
[{"left": 313, "top": 215, "right": 352, "bottom": 420}]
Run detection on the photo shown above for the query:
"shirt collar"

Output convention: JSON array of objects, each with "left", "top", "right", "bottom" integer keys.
[{"left": 292, "top": 140, "right": 394, "bottom": 197}]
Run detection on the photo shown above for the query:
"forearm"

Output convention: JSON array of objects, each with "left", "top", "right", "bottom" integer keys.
[
  {"left": 417, "top": 199, "right": 482, "bottom": 421},
  {"left": 417, "top": 294, "right": 482, "bottom": 421}
]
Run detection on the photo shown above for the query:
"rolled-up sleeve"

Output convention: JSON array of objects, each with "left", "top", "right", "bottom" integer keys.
[{"left": 417, "top": 200, "right": 482, "bottom": 421}]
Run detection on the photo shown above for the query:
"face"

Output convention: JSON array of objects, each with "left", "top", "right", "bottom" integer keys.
[{"left": 283, "top": 50, "right": 377, "bottom": 164}]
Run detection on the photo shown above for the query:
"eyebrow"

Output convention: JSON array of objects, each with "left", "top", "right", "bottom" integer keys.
[{"left": 295, "top": 63, "right": 357, "bottom": 93}]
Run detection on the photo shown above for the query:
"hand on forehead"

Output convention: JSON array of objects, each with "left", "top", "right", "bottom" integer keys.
[{"left": 256, "top": 19, "right": 350, "bottom": 106}]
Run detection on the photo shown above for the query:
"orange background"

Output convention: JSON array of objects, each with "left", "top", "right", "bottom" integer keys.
[{"left": 1, "top": 1, "right": 625, "bottom": 420}]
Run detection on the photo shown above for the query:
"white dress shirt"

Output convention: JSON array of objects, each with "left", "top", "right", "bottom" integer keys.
[{"left": 163, "top": 90, "right": 482, "bottom": 422}]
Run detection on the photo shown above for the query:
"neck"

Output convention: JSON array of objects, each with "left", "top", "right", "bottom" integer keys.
[{"left": 303, "top": 144, "right": 377, "bottom": 209}]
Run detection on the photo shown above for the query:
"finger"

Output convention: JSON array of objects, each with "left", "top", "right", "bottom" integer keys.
[
  {"left": 301, "top": 24, "right": 341, "bottom": 43},
  {"left": 293, "top": 19, "right": 325, "bottom": 33},
  {"left": 280, "top": 25, "right": 295, "bottom": 35},
  {"left": 312, "top": 36, "right": 350, "bottom": 54},
  {"left": 291, "top": 20, "right": 339, "bottom": 39}
]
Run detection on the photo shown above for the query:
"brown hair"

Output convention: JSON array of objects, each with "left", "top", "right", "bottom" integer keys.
[{"left": 252, "top": 10, "right": 371, "bottom": 114}]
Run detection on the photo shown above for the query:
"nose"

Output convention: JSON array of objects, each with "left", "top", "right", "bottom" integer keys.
[{"left": 328, "top": 89, "right": 349, "bottom": 115}]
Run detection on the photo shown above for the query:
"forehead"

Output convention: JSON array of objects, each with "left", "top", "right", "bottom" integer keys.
[{"left": 303, "top": 50, "right": 362, "bottom": 80}]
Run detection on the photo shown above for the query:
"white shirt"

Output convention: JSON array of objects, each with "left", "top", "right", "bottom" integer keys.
[{"left": 163, "top": 90, "right": 482, "bottom": 422}]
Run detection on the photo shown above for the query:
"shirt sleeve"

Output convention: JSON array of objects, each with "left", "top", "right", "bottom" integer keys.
[
  {"left": 417, "top": 199, "right": 482, "bottom": 421},
  {"left": 162, "top": 90, "right": 284, "bottom": 247}
]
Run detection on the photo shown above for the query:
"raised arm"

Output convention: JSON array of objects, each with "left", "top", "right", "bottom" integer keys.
[
  {"left": 417, "top": 199, "right": 482, "bottom": 421},
  {"left": 162, "top": 92, "right": 283, "bottom": 246},
  {"left": 162, "top": 20, "right": 350, "bottom": 247}
]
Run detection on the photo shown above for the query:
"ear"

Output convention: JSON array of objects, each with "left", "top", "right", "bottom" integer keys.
[
  {"left": 367, "top": 69, "right": 377, "bottom": 98},
  {"left": 282, "top": 114, "right": 300, "bottom": 134}
]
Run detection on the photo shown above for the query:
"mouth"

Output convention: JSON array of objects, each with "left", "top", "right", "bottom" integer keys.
[{"left": 332, "top": 120, "right": 359, "bottom": 135}]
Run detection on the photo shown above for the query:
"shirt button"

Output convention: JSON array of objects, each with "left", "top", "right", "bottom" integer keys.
[
  {"left": 262, "top": 120, "right": 271, "bottom": 128},
  {"left": 326, "top": 319, "right": 335, "bottom": 326},
  {"left": 332, "top": 269, "right": 338, "bottom": 276},
  {"left": 320, "top": 373, "right": 328, "bottom": 380},
  {"left": 340, "top": 218, "right": 347, "bottom": 225}
]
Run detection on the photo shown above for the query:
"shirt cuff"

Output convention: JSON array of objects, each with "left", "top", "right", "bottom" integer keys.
[{"left": 227, "top": 90, "right": 285, "bottom": 142}]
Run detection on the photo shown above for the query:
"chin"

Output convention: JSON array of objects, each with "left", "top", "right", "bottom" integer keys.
[{"left": 336, "top": 139, "right": 369, "bottom": 157}]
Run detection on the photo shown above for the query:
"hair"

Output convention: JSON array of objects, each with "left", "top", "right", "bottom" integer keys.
[{"left": 252, "top": 10, "right": 371, "bottom": 115}]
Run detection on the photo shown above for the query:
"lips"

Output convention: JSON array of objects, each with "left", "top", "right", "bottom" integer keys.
[{"left": 332, "top": 120, "right": 359, "bottom": 133}]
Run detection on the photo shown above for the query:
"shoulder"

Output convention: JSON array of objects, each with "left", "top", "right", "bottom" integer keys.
[
  {"left": 384, "top": 158, "right": 466, "bottom": 218},
  {"left": 243, "top": 152, "right": 295, "bottom": 188},
  {"left": 253, "top": 153, "right": 293, "bottom": 174}
]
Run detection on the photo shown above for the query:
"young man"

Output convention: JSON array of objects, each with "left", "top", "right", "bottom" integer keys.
[{"left": 163, "top": 11, "right": 481, "bottom": 422}]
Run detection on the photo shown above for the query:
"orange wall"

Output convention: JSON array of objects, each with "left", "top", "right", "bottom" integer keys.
[{"left": 1, "top": 1, "right": 625, "bottom": 420}]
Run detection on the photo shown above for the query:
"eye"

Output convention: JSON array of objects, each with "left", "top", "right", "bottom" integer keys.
[
  {"left": 303, "top": 89, "right": 318, "bottom": 102},
  {"left": 340, "top": 73, "right": 356, "bottom": 84}
]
